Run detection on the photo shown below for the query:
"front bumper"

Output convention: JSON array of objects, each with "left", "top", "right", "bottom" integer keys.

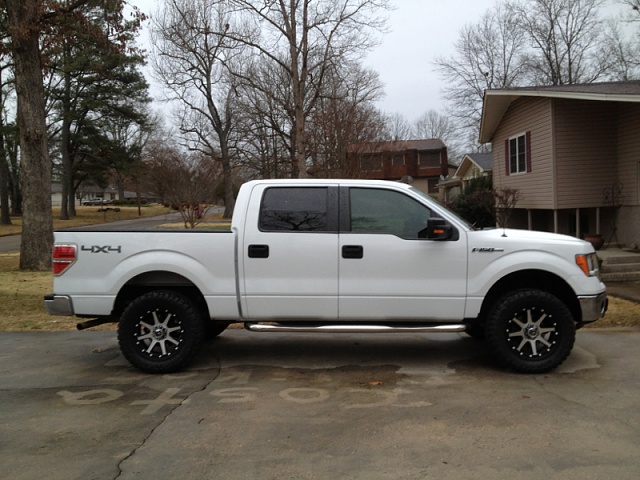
[
  {"left": 44, "top": 294, "right": 74, "bottom": 316},
  {"left": 578, "top": 291, "right": 608, "bottom": 324}
]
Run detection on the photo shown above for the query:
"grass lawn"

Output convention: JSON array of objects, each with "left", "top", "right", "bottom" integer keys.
[{"left": 0, "top": 248, "right": 637, "bottom": 331}]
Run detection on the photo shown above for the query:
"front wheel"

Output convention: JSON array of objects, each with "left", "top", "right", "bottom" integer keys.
[
  {"left": 485, "top": 289, "right": 576, "bottom": 373},
  {"left": 118, "top": 290, "right": 206, "bottom": 373}
]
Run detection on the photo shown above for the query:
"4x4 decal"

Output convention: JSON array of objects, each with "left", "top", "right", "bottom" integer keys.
[{"left": 81, "top": 245, "right": 122, "bottom": 254}]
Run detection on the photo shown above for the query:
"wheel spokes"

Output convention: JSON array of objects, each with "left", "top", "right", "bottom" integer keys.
[
  {"left": 507, "top": 307, "right": 557, "bottom": 357},
  {"left": 136, "top": 310, "right": 183, "bottom": 358}
]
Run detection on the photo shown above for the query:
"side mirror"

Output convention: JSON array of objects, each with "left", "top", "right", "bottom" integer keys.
[{"left": 419, "top": 218, "right": 453, "bottom": 240}]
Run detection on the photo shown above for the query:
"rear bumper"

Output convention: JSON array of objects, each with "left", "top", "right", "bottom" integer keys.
[
  {"left": 578, "top": 291, "right": 608, "bottom": 324},
  {"left": 44, "top": 294, "right": 74, "bottom": 316}
]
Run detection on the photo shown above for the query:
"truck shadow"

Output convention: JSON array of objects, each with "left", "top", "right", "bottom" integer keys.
[{"left": 198, "top": 330, "right": 496, "bottom": 373}]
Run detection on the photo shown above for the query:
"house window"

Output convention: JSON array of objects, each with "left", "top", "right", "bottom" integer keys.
[
  {"left": 392, "top": 154, "right": 405, "bottom": 166},
  {"left": 506, "top": 132, "right": 531, "bottom": 175},
  {"left": 418, "top": 151, "right": 440, "bottom": 168},
  {"left": 361, "top": 154, "right": 382, "bottom": 171}
]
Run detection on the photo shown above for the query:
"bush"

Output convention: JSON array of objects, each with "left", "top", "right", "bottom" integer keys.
[{"left": 452, "top": 177, "right": 496, "bottom": 228}]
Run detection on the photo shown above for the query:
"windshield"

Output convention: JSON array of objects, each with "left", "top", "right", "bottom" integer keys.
[{"left": 408, "top": 186, "right": 474, "bottom": 230}]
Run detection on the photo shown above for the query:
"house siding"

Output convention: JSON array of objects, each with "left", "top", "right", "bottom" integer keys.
[
  {"left": 554, "top": 99, "right": 617, "bottom": 209},
  {"left": 492, "top": 97, "right": 554, "bottom": 209},
  {"left": 616, "top": 104, "right": 640, "bottom": 246},
  {"left": 617, "top": 103, "right": 640, "bottom": 207}
]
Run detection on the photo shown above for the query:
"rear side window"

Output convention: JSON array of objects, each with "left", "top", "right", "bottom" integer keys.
[{"left": 260, "top": 187, "right": 329, "bottom": 232}]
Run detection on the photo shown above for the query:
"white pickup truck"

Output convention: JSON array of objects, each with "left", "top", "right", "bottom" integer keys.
[{"left": 45, "top": 179, "right": 607, "bottom": 374}]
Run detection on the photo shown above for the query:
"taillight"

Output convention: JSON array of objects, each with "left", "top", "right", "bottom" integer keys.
[{"left": 52, "top": 244, "right": 77, "bottom": 276}]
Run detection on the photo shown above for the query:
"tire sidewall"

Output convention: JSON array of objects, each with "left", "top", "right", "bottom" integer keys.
[
  {"left": 118, "top": 290, "right": 205, "bottom": 373},
  {"left": 486, "top": 289, "right": 576, "bottom": 373}
]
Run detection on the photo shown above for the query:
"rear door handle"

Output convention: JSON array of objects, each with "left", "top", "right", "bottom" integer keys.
[
  {"left": 342, "top": 245, "right": 363, "bottom": 259},
  {"left": 248, "top": 244, "right": 269, "bottom": 258}
]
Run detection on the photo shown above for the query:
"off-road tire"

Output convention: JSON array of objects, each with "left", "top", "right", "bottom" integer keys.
[
  {"left": 118, "top": 290, "right": 206, "bottom": 373},
  {"left": 486, "top": 289, "right": 575, "bottom": 373}
]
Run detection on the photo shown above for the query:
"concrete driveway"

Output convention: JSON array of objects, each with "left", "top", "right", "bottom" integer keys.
[{"left": 1, "top": 329, "right": 638, "bottom": 480}]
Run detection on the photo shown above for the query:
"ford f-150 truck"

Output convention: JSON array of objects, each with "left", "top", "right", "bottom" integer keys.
[{"left": 45, "top": 179, "right": 607, "bottom": 374}]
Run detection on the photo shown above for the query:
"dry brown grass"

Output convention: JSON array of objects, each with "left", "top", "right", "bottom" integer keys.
[
  {"left": 0, "top": 252, "right": 116, "bottom": 331},
  {"left": 587, "top": 296, "right": 640, "bottom": 329},
  {"left": 0, "top": 245, "right": 636, "bottom": 332}
]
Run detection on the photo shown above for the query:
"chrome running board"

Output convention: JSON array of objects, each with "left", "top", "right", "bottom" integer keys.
[{"left": 244, "top": 323, "right": 467, "bottom": 334}]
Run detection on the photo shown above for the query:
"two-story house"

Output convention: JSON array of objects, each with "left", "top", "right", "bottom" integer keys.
[
  {"left": 347, "top": 139, "right": 451, "bottom": 195},
  {"left": 480, "top": 81, "right": 640, "bottom": 248}
]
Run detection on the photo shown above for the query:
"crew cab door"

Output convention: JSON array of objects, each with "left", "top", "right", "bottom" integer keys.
[
  {"left": 338, "top": 186, "right": 467, "bottom": 321},
  {"left": 240, "top": 184, "right": 339, "bottom": 320}
]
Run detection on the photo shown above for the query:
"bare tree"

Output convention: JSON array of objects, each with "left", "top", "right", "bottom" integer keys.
[
  {"left": 231, "top": 54, "right": 300, "bottom": 179},
  {"left": 495, "top": 187, "right": 520, "bottom": 231},
  {"left": 413, "top": 109, "right": 462, "bottom": 163},
  {"left": 306, "top": 62, "right": 386, "bottom": 177},
  {"left": 512, "top": 0, "right": 612, "bottom": 85},
  {"left": 601, "top": 17, "right": 640, "bottom": 80},
  {"left": 151, "top": 0, "right": 241, "bottom": 218},
  {"left": 227, "top": 0, "right": 391, "bottom": 178},
  {"left": 0, "top": 61, "right": 13, "bottom": 225},
  {"left": 144, "top": 141, "right": 221, "bottom": 228},
  {"left": 434, "top": 3, "right": 528, "bottom": 147},
  {"left": 619, "top": 0, "right": 640, "bottom": 11},
  {"left": 384, "top": 112, "right": 413, "bottom": 141}
]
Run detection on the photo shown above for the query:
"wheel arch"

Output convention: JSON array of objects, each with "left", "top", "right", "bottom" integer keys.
[
  {"left": 478, "top": 269, "right": 581, "bottom": 324},
  {"left": 112, "top": 271, "right": 209, "bottom": 319}
]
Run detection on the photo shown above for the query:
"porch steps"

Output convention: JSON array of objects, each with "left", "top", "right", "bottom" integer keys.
[{"left": 598, "top": 249, "right": 640, "bottom": 282}]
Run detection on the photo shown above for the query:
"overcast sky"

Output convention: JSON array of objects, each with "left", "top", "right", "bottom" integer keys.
[
  {"left": 363, "top": 0, "right": 498, "bottom": 121},
  {"left": 131, "top": 0, "right": 627, "bottom": 124}
]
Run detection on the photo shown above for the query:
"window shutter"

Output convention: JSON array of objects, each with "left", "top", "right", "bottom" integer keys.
[
  {"left": 504, "top": 139, "right": 510, "bottom": 176},
  {"left": 526, "top": 131, "right": 532, "bottom": 173}
]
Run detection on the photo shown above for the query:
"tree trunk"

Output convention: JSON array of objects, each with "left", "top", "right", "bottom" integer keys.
[
  {"left": 0, "top": 74, "right": 11, "bottom": 225},
  {"left": 6, "top": 0, "right": 53, "bottom": 270},
  {"left": 219, "top": 142, "right": 235, "bottom": 219},
  {"left": 0, "top": 155, "right": 11, "bottom": 225},
  {"left": 60, "top": 48, "right": 72, "bottom": 220}
]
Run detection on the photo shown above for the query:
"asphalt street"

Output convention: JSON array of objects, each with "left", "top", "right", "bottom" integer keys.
[
  {"left": 0, "top": 211, "right": 198, "bottom": 252},
  {"left": 1, "top": 328, "right": 639, "bottom": 480}
]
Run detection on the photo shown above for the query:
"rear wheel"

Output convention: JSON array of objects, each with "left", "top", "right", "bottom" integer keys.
[
  {"left": 118, "top": 290, "right": 205, "bottom": 373},
  {"left": 486, "top": 289, "right": 575, "bottom": 373}
]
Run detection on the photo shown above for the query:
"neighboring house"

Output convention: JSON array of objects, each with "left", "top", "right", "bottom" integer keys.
[
  {"left": 479, "top": 81, "right": 640, "bottom": 248},
  {"left": 51, "top": 183, "right": 118, "bottom": 207},
  {"left": 438, "top": 152, "right": 493, "bottom": 205},
  {"left": 348, "top": 139, "right": 450, "bottom": 195}
]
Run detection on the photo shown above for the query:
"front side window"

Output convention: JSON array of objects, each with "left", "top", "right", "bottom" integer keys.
[
  {"left": 260, "top": 187, "right": 328, "bottom": 232},
  {"left": 349, "top": 188, "right": 431, "bottom": 239}
]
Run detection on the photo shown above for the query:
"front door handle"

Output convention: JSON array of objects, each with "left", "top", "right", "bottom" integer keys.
[
  {"left": 248, "top": 244, "right": 269, "bottom": 258},
  {"left": 342, "top": 245, "right": 363, "bottom": 259}
]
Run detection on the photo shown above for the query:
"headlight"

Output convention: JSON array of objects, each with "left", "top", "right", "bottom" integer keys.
[{"left": 576, "top": 253, "right": 600, "bottom": 279}]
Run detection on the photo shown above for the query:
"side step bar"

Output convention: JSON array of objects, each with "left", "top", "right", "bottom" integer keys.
[{"left": 244, "top": 323, "right": 467, "bottom": 334}]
